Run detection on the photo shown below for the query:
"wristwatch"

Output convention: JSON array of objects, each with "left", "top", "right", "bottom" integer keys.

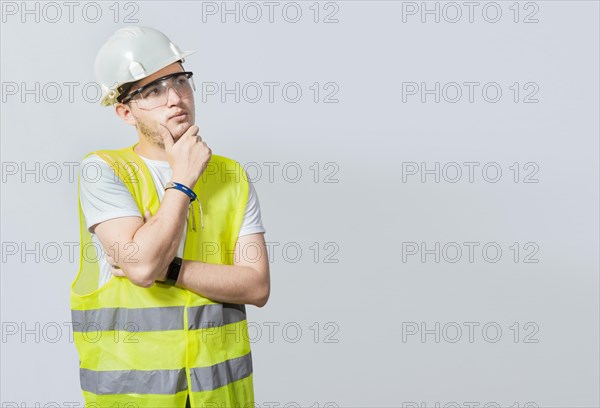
[{"left": 161, "top": 256, "right": 182, "bottom": 286}]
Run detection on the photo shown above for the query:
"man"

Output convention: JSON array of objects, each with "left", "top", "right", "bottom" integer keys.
[{"left": 70, "top": 26, "right": 270, "bottom": 407}]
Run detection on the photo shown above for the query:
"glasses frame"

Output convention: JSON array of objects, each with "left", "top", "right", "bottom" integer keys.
[{"left": 120, "top": 71, "right": 195, "bottom": 107}]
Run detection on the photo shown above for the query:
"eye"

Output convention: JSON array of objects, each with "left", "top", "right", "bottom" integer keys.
[{"left": 142, "top": 85, "right": 160, "bottom": 98}]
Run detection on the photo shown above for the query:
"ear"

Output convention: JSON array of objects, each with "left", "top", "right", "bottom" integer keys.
[{"left": 114, "top": 102, "right": 137, "bottom": 126}]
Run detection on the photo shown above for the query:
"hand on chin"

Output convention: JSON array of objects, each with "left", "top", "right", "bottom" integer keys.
[
  {"left": 157, "top": 111, "right": 193, "bottom": 140},
  {"left": 167, "top": 118, "right": 193, "bottom": 140}
]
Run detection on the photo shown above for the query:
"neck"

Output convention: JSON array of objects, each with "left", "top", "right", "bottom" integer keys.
[{"left": 134, "top": 139, "right": 167, "bottom": 161}]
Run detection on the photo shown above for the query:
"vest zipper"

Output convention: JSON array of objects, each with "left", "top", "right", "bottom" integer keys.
[
  {"left": 188, "top": 200, "right": 205, "bottom": 232},
  {"left": 189, "top": 202, "right": 196, "bottom": 232},
  {"left": 183, "top": 290, "right": 192, "bottom": 404},
  {"left": 198, "top": 200, "right": 204, "bottom": 229}
]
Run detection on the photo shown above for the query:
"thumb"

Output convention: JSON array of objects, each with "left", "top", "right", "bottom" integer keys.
[
  {"left": 143, "top": 208, "right": 152, "bottom": 222},
  {"left": 158, "top": 123, "right": 174, "bottom": 151}
]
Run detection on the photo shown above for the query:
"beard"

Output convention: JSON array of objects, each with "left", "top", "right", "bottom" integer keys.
[
  {"left": 132, "top": 111, "right": 192, "bottom": 149},
  {"left": 133, "top": 114, "right": 165, "bottom": 149}
]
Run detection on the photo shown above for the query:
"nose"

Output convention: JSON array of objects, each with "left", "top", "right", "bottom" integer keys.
[{"left": 165, "top": 86, "right": 182, "bottom": 106}]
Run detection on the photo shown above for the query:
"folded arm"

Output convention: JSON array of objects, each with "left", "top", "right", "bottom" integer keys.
[
  {"left": 93, "top": 188, "right": 192, "bottom": 287},
  {"left": 96, "top": 207, "right": 270, "bottom": 306},
  {"left": 175, "top": 232, "right": 270, "bottom": 307}
]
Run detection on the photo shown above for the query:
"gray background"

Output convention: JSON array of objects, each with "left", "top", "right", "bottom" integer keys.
[{"left": 1, "top": 1, "right": 598, "bottom": 406}]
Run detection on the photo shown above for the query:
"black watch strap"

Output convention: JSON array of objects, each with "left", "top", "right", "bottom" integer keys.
[{"left": 163, "top": 256, "right": 182, "bottom": 286}]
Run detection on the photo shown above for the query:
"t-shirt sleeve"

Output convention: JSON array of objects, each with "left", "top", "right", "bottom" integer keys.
[
  {"left": 238, "top": 173, "right": 266, "bottom": 237},
  {"left": 79, "top": 154, "right": 142, "bottom": 233}
]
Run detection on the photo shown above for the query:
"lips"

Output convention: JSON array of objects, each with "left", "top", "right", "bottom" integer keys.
[{"left": 169, "top": 112, "right": 187, "bottom": 120}]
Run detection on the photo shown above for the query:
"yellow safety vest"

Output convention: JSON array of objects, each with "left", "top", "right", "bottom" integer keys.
[{"left": 70, "top": 143, "right": 254, "bottom": 407}]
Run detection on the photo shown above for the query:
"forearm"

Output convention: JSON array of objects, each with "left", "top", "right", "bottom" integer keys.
[
  {"left": 121, "top": 189, "right": 191, "bottom": 286},
  {"left": 176, "top": 261, "right": 269, "bottom": 307}
]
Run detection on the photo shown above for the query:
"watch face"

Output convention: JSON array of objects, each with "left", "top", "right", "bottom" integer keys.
[{"left": 164, "top": 257, "right": 182, "bottom": 286}]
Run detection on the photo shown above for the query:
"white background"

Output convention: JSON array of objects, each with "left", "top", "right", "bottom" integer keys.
[{"left": 1, "top": 1, "right": 599, "bottom": 406}]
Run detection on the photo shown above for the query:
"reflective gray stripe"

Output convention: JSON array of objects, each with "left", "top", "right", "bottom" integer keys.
[
  {"left": 187, "top": 303, "right": 247, "bottom": 330},
  {"left": 80, "top": 367, "right": 188, "bottom": 395},
  {"left": 72, "top": 306, "right": 184, "bottom": 332},
  {"left": 190, "top": 352, "right": 253, "bottom": 392}
]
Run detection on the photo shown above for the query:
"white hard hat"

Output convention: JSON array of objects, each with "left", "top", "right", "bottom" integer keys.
[{"left": 94, "top": 26, "right": 195, "bottom": 107}]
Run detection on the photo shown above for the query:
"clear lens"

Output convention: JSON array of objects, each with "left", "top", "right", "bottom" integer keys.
[{"left": 129, "top": 72, "right": 194, "bottom": 110}]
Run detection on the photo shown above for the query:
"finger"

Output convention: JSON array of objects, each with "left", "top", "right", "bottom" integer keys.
[
  {"left": 158, "top": 124, "right": 175, "bottom": 151},
  {"left": 186, "top": 125, "right": 200, "bottom": 140},
  {"left": 144, "top": 210, "right": 151, "bottom": 221},
  {"left": 111, "top": 266, "right": 125, "bottom": 277}
]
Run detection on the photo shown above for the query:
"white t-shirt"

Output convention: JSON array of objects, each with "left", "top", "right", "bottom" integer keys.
[{"left": 79, "top": 153, "right": 266, "bottom": 287}]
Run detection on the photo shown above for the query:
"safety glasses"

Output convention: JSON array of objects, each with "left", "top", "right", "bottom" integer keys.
[{"left": 121, "top": 71, "right": 195, "bottom": 110}]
